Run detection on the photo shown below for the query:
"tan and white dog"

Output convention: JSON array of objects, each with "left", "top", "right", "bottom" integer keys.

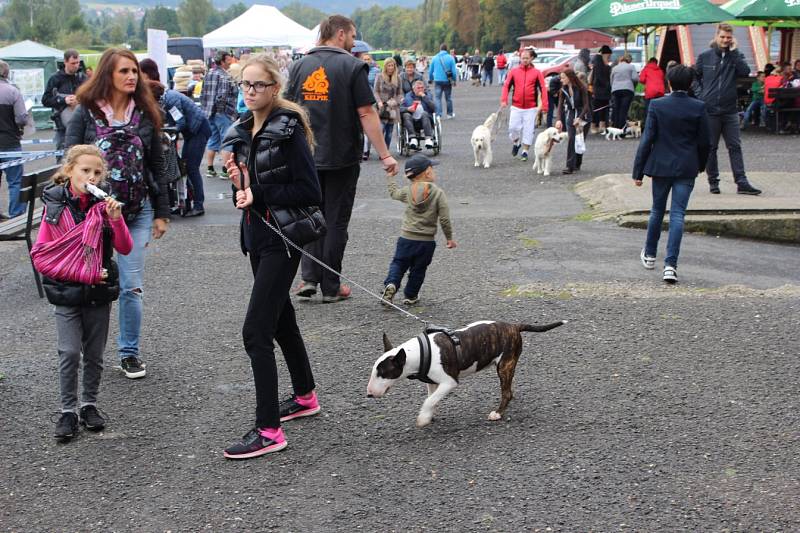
[
  {"left": 626, "top": 120, "right": 642, "bottom": 138},
  {"left": 532, "top": 127, "right": 568, "bottom": 176},
  {"left": 367, "top": 320, "right": 566, "bottom": 427},
  {"left": 470, "top": 112, "right": 498, "bottom": 168}
]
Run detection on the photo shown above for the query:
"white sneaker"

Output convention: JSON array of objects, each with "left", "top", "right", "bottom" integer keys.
[
  {"left": 663, "top": 266, "right": 677, "bottom": 284},
  {"left": 640, "top": 249, "right": 655, "bottom": 270},
  {"left": 424, "top": 138, "right": 434, "bottom": 149},
  {"left": 409, "top": 138, "right": 419, "bottom": 149}
]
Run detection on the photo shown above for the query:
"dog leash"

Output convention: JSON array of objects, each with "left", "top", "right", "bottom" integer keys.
[{"left": 257, "top": 212, "right": 434, "bottom": 328}]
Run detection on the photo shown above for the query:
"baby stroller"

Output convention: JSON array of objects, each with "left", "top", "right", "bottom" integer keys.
[
  {"left": 162, "top": 126, "right": 191, "bottom": 216},
  {"left": 395, "top": 112, "right": 443, "bottom": 157}
]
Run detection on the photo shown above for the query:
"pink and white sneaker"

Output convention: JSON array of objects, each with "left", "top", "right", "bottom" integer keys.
[
  {"left": 223, "top": 427, "right": 287, "bottom": 460},
  {"left": 279, "top": 391, "right": 321, "bottom": 422}
]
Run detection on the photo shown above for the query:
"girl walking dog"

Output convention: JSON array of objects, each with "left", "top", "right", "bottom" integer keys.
[
  {"left": 221, "top": 54, "right": 322, "bottom": 460},
  {"left": 31, "top": 145, "right": 132, "bottom": 442}
]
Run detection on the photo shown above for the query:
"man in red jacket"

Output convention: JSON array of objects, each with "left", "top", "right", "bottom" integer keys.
[
  {"left": 639, "top": 57, "right": 665, "bottom": 128},
  {"left": 500, "top": 48, "right": 548, "bottom": 162}
]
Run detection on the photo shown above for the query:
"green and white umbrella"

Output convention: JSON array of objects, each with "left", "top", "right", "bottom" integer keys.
[
  {"left": 736, "top": 0, "right": 800, "bottom": 19},
  {"left": 554, "top": 0, "right": 734, "bottom": 30}
]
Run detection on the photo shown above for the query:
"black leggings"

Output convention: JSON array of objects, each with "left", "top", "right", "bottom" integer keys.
[{"left": 244, "top": 248, "right": 315, "bottom": 428}]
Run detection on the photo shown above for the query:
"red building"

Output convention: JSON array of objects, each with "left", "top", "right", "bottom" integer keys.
[{"left": 517, "top": 29, "right": 616, "bottom": 51}]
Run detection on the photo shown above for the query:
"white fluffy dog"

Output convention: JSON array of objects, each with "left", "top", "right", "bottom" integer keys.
[
  {"left": 604, "top": 126, "right": 627, "bottom": 140},
  {"left": 532, "top": 127, "right": 568, "bottom": 176},
  {"left": 471, "top": 112, "right": 498, "bottom": 168}
]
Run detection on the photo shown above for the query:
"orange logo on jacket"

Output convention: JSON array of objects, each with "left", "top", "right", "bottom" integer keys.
[{"left": 302, "top": 67, "right": 329, "bottom": 101}]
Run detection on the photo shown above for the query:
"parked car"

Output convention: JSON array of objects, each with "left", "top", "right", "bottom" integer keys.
[
  {"left": 539, "top": 52, "right": 580, "bottom": 79},
  {"left": 370, "top": 50, "right": 396, "bottom": 68},
  {"left": 610, "top": 46, "right": 644, "bottom": 73}
]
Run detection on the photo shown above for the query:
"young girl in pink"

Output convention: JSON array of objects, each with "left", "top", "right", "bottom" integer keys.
[{"left": 32, "top": 145, "right": 132, "bottom": 442}]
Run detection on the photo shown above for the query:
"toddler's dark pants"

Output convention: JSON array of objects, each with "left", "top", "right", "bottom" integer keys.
[{"left": 384, "top": 237, "right": 436, "bottom": 299}]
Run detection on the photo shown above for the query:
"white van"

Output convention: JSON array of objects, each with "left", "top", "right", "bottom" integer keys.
[{"left": 610, "top": 46, "right": 644, "bottom": 73}]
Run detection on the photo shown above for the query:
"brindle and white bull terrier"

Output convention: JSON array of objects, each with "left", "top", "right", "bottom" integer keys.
[{"left": 367, "top": 320, "right": 566, "bottom": 427}]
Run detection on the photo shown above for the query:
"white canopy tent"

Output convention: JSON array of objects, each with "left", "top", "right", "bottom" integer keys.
[
  {"left": 0, "top": 40, "right": 63, "bottom": 59},
  {"left": 202, "top": 5, "right": 314, "bottom": 49}
]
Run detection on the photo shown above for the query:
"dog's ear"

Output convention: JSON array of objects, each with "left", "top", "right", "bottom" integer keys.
[
  {"left": 382, "top": 332, "right": 393, "bottom": 352},
  {"left": 393, "top": 348, "right": 406, "bottom": 368}
]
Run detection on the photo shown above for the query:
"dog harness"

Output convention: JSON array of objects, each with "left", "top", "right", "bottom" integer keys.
[{"left": 407, "top": 325, "right": 463, "bottom": 384}]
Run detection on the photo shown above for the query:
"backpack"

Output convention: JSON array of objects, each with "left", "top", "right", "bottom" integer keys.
[{"left": 91, "top": 110, "right": 147, "bottom": 220}]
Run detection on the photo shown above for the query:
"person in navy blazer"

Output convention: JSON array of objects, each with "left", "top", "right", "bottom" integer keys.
[{"left": 632, "top": 65, "right": 710, "bottom": 284}]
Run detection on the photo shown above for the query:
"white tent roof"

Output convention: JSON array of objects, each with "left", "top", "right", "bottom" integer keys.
[
  {"left": 0, "top": 40, "right": 63, "bottom": 59},
  {"left": 202, "top": 5, "right": 313, "bottom": 49}
]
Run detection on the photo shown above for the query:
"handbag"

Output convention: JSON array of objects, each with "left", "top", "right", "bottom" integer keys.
[
  {"left": 574, "top": 131, "right": 586, "bottom": 155},
  {"left": 263, "top": 205, "right": 327, "bottom": 247},
  {"left": 31, "top": 202, "right": 107, "bottom": 284},
  {"left": 378, "top": 102, "right": 391, "bottom": 120}
]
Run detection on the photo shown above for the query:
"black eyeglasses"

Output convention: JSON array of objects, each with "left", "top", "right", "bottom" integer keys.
[{"left": 239, "top": 80, "right": 277, "bottom": 93}]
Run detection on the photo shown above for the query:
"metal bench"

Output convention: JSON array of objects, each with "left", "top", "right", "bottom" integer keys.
[{"left": 0, "top": 166, "right": 59, "bottom": 297}]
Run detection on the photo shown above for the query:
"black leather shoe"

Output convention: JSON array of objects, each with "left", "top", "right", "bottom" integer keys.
[
  {"left": 737, "top": 182, "right": 762, "bottom": 195},
  {"left": 0, "top": 212, "right": 8, "bottom": 221},
  {"left": 562, "top": 168, "right": 574, "bottom": 174},
  {"left": 709, "top": 184, "right": 721, "bottom": 194},
  {"left": 184, "top": 208, "right": 205, "bottom": 217}
]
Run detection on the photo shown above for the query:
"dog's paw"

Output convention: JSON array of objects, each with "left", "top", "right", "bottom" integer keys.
[
  {"left": 543, "top": 172, "right": 550, "bottom": 176},
  {"left": 483, "top": 163, "right": 490, "bottom": 169},
  {"left": 487, "top": 411, "right": 502, "bottom": 421},
  {"left": 416, "top": 415, "right": 433, "bottom": 428},
  {"left": 474, "top": 162, "right": 480, "bottom": 167}
]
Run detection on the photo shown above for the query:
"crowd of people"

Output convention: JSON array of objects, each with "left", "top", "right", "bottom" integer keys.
[{"left": 1, "top": 14, "right": 795, "bottom": 459}]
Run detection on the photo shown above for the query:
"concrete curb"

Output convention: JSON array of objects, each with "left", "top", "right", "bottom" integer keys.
[{"left": 574, "top": 174, "right": 800, "bottom": 244}]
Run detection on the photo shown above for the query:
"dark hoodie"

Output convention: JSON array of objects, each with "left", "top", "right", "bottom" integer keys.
[{"left": 387, "top": 177, "right": 453, "bottom": 241}]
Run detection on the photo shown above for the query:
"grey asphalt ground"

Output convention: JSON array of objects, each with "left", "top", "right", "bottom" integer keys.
[{"left": 1, "top": 85, "right": 799, "bottom": 532}]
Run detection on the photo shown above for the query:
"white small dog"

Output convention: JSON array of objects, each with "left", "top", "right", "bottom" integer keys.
[
  {"left": 604, "top": 126, "right": 627, "bottom": 140},
  {"left": 532, "top": 127, "right": 568, "bottom": 176},
  {"left": 471, "top": 112, "right": 498, "bottom": 168}
]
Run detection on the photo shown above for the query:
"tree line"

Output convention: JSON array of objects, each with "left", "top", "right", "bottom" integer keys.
[{"left": 0, "top": 0, "right": 589, "bottom": 54}]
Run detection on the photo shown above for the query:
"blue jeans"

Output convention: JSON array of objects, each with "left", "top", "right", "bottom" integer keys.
[
  {"left": 117, "top": 199, "right": 154, "bottom": 360},
  {"left": 497, "top": 68, "right": 508, "bottom": 84},
  {"left": 433, "top": 82, "right": 453, "bottom": 116},
  {"left": 182, "top": 121, "right": 211, "bottom": 210},
  {"left": 742, "top": 98, "right": 764, "bottom": 127},
  {"left": 206, "top": 113, "right": 233, "bottom": 152},
  {"left": 382, "top": 121, "right": 394, "bottom": 148},
  {"left": 384, "top": 237, "right": 436, "bottom": 299},
  {"left": 644, "top": 177, "right": 695, "bottom": 268},
  {"left": 482, "top": 69, "right": 493, "bottom": 86},
  {"left": 1, "top": 146, "right": 24, "bottom": 217}
]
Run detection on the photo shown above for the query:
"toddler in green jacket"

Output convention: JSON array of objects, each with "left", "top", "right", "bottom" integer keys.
[{"left": 382, "top": 154, "right": 457, "bottom": 305}]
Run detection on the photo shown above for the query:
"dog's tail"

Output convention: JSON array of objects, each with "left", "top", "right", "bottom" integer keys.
[{"left": 519, "top": 320, "right": 567, "bottom": 333}]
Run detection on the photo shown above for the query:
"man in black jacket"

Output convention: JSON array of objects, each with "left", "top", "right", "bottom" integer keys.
[
  {"left": 286, "top": 15, "right": 398, "bottom": 303},
  {"left": 694, "top": 23, "right": 761, "bottom": 195},
  {"left": 42, "top": 50, "right": 86, "bottom": 157}
]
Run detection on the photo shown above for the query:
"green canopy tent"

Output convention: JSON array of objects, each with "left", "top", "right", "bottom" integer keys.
[
  {"left": 553, "top": 0, "right": 735, "bottom": 56},
  {"left": 0, "top": 40, "right": 64, "bottom": 129},
  {"left": 724, "top": 0, "right": 800, "bottom": 61}
]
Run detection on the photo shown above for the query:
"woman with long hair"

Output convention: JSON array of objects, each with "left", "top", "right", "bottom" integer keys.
[
  {"left": 221, "top": 54, "right": 322, "bottom": 460},
  {"left": 65, "top": 47, "right": 169, "bottom": 379},
  {"left": 555, "top": 68, "right": 592, "bottom": 174},
  {"left": 374, "top": 57, "right": 401, "bottom": 149}
]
